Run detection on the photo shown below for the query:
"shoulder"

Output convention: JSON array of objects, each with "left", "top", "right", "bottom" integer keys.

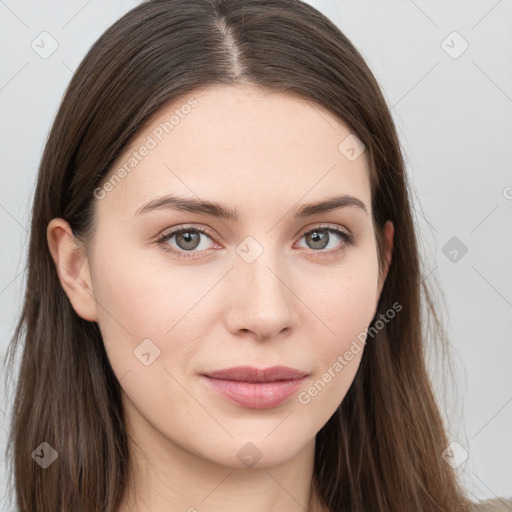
[{"left": 472, "top": 497, "right": 512, "bottom": 511}]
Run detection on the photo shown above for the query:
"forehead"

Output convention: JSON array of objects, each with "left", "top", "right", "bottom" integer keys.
[{"left": 97, "top": 84, "right": 371, "bottom": 219}]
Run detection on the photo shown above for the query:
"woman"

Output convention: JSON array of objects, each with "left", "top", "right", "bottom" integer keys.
[{"left": 3, "top": 0, "right": 509, "bottom": 510}]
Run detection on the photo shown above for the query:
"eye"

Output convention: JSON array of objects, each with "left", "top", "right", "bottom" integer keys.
[
  {"left": 156, "top": 223, "right": 355, "bottom": 260},
  {"left": 295, "top": 224, "right": 355, "bottom": 258},
  {"left": 156, "top": 225, "right": 218, "bottom": 259}
]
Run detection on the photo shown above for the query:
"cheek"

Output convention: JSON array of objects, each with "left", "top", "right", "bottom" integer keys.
[
  {"left": 294, "top": 250, "right": 379, "bottom": 392},
  {"left": 89, "top": 240, "right": 220, "bottom": 375},
  {"left": 298, "top": 253, "right": 379, "bottom": 342},
  {"left": 309, "top": 278, "right": 374, "bottom": 370},
  {"left": 293, "top": 271, "right": 377, "bottom": 425}
]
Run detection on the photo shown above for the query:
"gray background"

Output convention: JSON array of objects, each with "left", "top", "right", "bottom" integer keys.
[{"left": 1, "top": 0, "right": 511, "bottom": 508}]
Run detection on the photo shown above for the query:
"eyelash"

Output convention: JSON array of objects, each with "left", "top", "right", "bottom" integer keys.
[{"left": 155, "top": 223, "right": 355, "bottom": 260}]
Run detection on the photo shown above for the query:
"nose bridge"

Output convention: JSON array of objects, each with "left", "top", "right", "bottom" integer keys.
[
  {"left": 226, "top": 234, "right": 297, "bottom": 339},
  {"left": 238, "top": 237, "right": 289, "bottom": 307}
]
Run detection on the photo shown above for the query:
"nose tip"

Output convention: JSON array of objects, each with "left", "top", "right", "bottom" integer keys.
[{"left": 240, "top": 326, "right": 289, "bottom": 342}]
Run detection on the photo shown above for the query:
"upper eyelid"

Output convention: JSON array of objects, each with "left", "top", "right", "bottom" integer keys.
[{"left": 158, "top": 224, "right": 216, "bottom": 241}]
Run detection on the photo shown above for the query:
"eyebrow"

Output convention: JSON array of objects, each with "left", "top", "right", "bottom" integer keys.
[{"left": 133, "top": 193, "right": 368, "bottom": 220}]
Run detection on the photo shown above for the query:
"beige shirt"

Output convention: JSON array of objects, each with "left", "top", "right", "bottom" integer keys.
[{"left": 473, "top": 497, "right": 512, "bottom": 511}]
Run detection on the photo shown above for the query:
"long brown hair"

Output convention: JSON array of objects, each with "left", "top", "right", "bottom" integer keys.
[{"left": 3, "top": 0, "right": 477, "bottom": 510}]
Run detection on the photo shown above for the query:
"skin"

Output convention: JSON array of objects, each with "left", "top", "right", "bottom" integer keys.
[{"left": 48, "top": 84, "right": 394, "bottom": 512}]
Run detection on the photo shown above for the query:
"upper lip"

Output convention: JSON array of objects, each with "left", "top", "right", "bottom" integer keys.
[{"left": 202, "top": 366, "right": 308, "bottom": 383}]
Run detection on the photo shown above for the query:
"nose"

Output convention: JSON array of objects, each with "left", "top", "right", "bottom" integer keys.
[{"left": 225, "top": 250, "right": 299, "bottom": 341}]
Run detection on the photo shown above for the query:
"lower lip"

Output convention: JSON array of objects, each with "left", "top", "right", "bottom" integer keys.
[{"left": 200, "top": 376, "right": 306, "bottom": 409}]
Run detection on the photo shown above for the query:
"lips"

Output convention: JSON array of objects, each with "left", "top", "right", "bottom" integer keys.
[
  {"left": 203, "top": 366, "right": 308, "bottom": 383},
  {"left": 200, "top": 366, "right": 309, "bottom": 409}
]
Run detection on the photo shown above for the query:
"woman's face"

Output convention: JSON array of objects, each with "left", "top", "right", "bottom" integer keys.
[{"left": 70, "top": 85, "right": 392, "bottom": 469}]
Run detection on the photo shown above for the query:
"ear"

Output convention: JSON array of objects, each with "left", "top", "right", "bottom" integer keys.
[
  {"left": 47, "top": 218, "right": 98, "bottom": 322},
  {"left": 377, "top": 220, "right": 394, "bottom": 297}
]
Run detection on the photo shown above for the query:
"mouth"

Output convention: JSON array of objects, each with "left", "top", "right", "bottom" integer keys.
[{"left": 200, "top": 366, "right": 309, "bottom": 409}]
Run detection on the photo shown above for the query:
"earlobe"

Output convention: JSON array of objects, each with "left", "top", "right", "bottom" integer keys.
[{"left": 47, "top": 218, "right": 98, "bottom": 322}]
